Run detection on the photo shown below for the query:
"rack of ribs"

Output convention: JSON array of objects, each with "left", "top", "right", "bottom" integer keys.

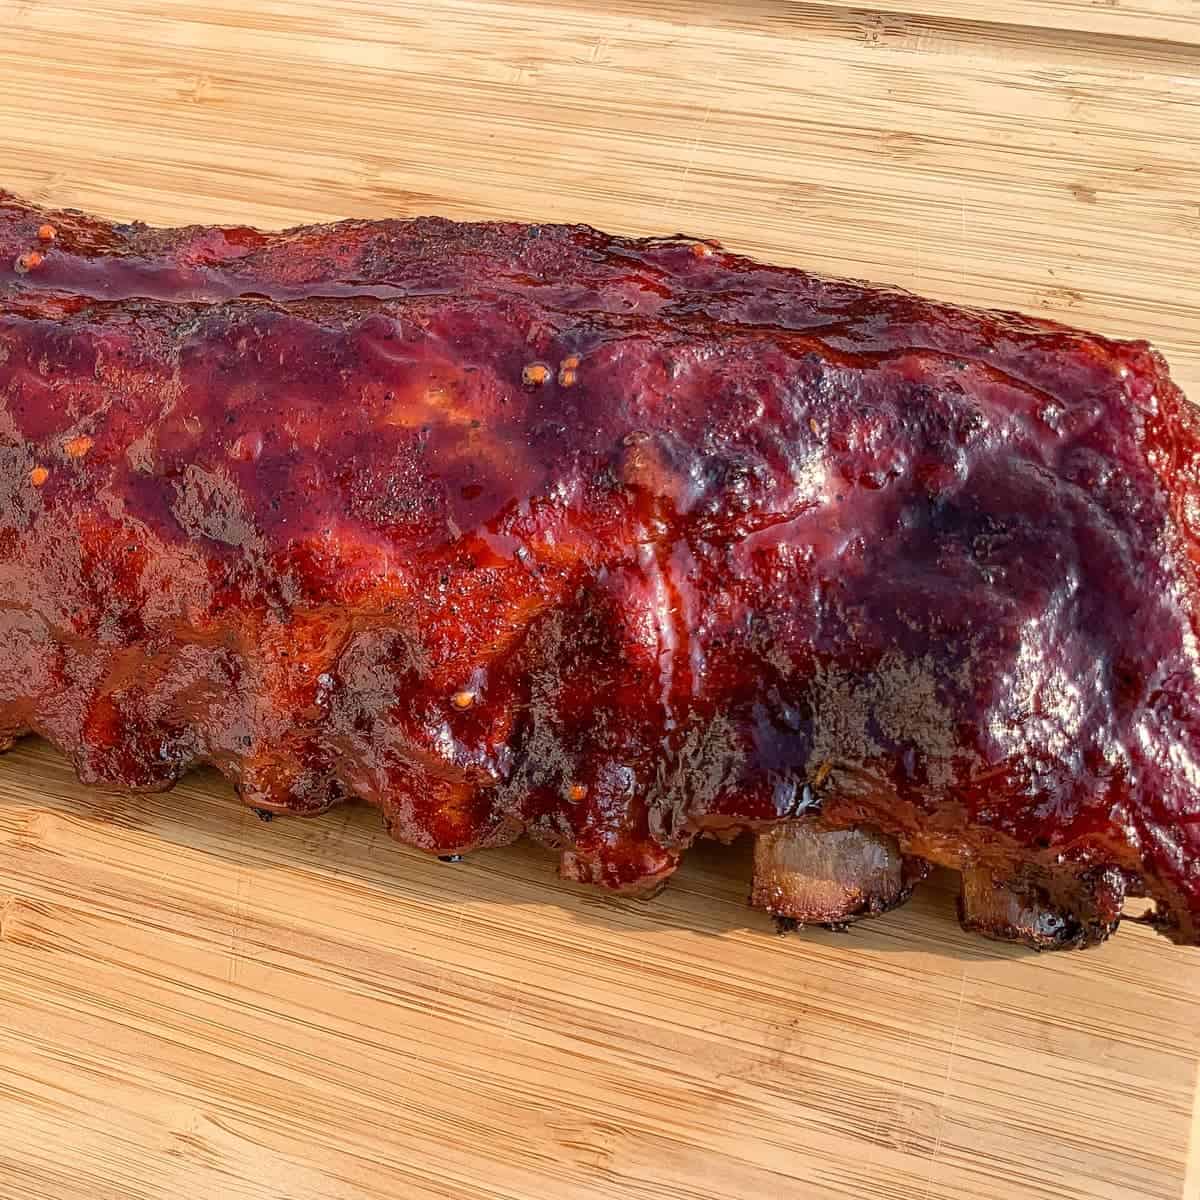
[{"left": 1, "top": 190, "right": 1197, "bottom": 950}]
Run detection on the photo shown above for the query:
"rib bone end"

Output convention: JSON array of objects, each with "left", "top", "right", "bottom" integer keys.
[
  {"left": 957, "top": 866, "right": 1125, "bottom": 951},
  {"left": 751, "top": 822, "right": 926, "bottom": 927}
]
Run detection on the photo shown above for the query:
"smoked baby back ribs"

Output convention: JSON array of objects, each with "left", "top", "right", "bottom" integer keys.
[{"left": 1, "top": 191, "right": 1198, "bottom": 950}]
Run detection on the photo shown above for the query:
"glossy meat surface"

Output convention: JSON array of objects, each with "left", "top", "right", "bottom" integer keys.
[{"left": 1, "top": 191, "right": 1198, "bottom": 946}]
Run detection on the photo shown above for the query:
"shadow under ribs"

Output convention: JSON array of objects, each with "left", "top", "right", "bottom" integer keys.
[{"left": 1, "top": 191, "right": 1199, "bottom": 950}]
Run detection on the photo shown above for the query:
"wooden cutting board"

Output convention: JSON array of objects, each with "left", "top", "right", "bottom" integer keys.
[{"left": 0, "top": 3, "right": 1198, "bottom": 1198}]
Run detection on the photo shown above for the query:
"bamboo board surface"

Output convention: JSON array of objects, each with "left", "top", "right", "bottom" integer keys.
[{"left": 0, "top": 2, "right": 1198, "bottom": 1198}]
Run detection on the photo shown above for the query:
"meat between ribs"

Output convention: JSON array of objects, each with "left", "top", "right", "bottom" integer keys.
[{"left": 1, "top": 191, "right": 1198, "bottom": 949}]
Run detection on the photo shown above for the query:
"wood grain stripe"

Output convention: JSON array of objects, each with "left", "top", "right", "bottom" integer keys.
[{"left": 0, "top": 2, "right": 1197, "bottom": 1196}]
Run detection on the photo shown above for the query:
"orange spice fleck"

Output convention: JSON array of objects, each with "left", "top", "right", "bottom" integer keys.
[
  {"left": 63, "top": 435, "right": 93, "bottom": 459},
  {"left": 29, "top": 466, "right": 49, "bottom": 487},
  {"left": 450, "top": 689, "right": 476, "bottom": 710},
  {"left": 568, "top": 783, "right": 588, "bottom": 802},
  {"left": 562, "top": 354, "right": 581, "bottom": 370},
  {"left": 691, "top": 242, "right": 714, "bottom": 258},
  {"left": 37, "top": 224, "right": 57, "bottom": 242},
  {"left": 558, "top": 367, "right": 577, "bottom": 388},
  {"left": 522, "top": 363, "right": 551, "bottom": 386},
  {"left": 813, "top": 760, "right": 833, "bottom": 787},
  {"left": 809, "top": 418, "right": 820, "bottom": 436},
  {"left": 14, "top": 250, "right": 43, "bottom": 274}
]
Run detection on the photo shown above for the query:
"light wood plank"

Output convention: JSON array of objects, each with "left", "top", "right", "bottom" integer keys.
[
  {"left": 0, "top": 2, "right": 1197, "bottom": 1198},
  {"left": 1186, "top": 1078, "right": 1200, "bottom": 1200},
  {"left": 0, "top": 740, "right": 1196, "bottom": 1200},
  {"left": 565, "top": 0, "right": 1200, "bottom": 49}
]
